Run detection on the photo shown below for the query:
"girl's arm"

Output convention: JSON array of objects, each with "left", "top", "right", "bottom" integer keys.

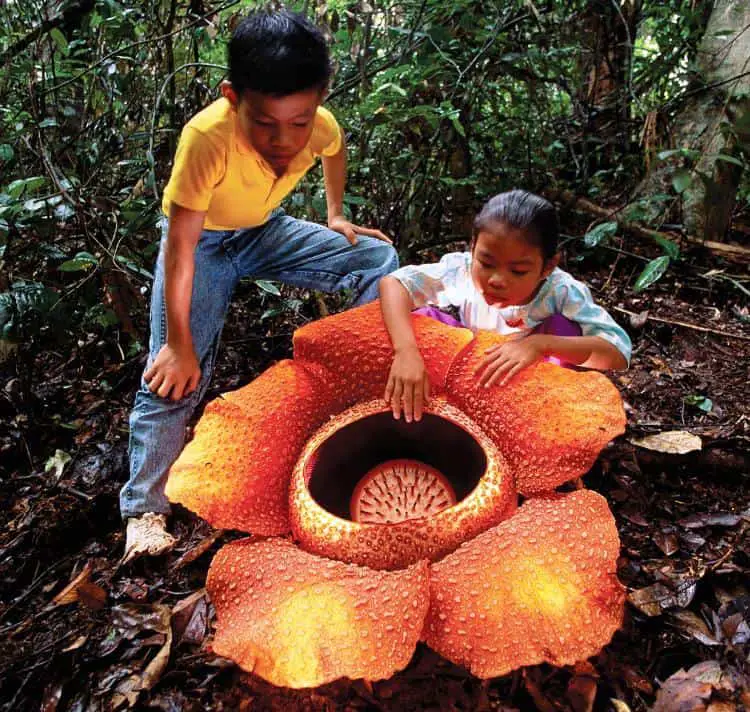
[
  {"left": 475, "top": 333, "right": 627, "bottom": 388},
  {"left": 380, "top": 276, "right": 430, "bottom": 422},
  {"left": 536, "top": 334, "right": 628, "bottom": 370}
]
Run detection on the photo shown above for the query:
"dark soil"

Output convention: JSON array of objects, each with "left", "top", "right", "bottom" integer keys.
[{"left": 1, "top": 238, "right": 748, "bottom": 712}]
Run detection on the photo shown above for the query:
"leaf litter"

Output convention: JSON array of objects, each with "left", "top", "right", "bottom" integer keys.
[{"left": 1, "top": 262, "right": 749, "bottom": 711}]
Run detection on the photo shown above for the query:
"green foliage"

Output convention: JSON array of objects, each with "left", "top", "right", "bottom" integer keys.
[
  {"left": 0, "top": 0, "right": 738, "bottom": 357},
  {"left": 634, "top": 255, "right": 671, "bottom": 292},
  {"left": 583, "top": 222, "right": 618, "bottom": 248},
  {"left": 0, "top": 281, "right": 60, "bottom": 342}
]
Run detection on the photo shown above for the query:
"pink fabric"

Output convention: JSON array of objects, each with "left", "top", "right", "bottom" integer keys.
[
  {"left": 413, "top": 306, "right": 463, "bottom": 327},
  {"left": 413, "top": 308, "right": 582, "bottom": 365}
]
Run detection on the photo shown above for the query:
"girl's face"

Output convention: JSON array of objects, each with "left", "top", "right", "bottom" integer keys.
[{"left": 471, "top": 221, "right": 558, "bottom": 308}]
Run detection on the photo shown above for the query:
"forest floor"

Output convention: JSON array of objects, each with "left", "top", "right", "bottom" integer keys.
[{"left": 1, "top": 232, "right": 749, "bottom": 712}]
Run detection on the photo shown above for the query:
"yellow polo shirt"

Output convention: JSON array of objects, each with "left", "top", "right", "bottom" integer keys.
[{"left": 161, "top": 98, "right": 342, "bottom": 230}]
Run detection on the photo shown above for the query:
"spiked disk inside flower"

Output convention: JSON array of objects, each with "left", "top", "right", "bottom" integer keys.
[
  {"left": 350, "top": 459, "right": 457, "bottom": 524},
  {"left": 423, "top": 489, "right": 625, "bottom": 678},
  {"left": 208, "top": 538, "right": 430, "bottom": 689}
]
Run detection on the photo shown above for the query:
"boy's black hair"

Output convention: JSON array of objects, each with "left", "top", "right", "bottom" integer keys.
[
  {"left": 473, "top": 189, "right": 559, "bottom": 260},
  {"left": 228, "top": 9, "right": 332, "bottom": 97}
]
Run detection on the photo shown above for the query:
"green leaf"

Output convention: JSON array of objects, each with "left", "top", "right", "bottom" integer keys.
[
  {"left": 115, "top": 255, "right": 153, "bottom": 279},
  {"left": 672, "top": 169, "right": 691, "bottom": 194},
  {"left": 657, "top": 148, "right": 700, "bottom": 161},
  {"left": 715, "top": 153, "right": 745, "bottom": 168},
  {"left": 59, "top": 251, "right": 98, "bottom": 272},
  {"left": 0, "top": 282, "right": 58, "bottom": 340},
  {"left": 6, "top": 176, "right": 46, "bottom": 198},
  {"left": 260, "top": 306, "right": 285, "bottom": 320},
  {"left": 0, "top": 145, "right": 13, "bottom": 162},
  {"left": 373, "top": 82, "right": 407, "bottom": 97},
  {"left": 634, "top": 256, "right": 670, "bottom": 292},
  {"left": 255, "top": 280, "right": 281, "bottom": 296},
  {"left": 684, "top": 394, "right": 713, "bottom": 412},
  {"left": 651, "top": 233, "right": 680, "bottom": 259},
  {"left": 583, "top": 221, "right": 618, "bottom": 248},
  {"left": 49, "top": 28, "right": 69, "bottom": 55}
]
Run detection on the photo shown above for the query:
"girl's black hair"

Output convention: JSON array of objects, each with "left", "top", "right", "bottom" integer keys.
[
  {"left": 473, "top": 189, "right": 559, "bottom": 260},
  {"left": 228, "top": 9, "right": 332, "bottom": 97}
]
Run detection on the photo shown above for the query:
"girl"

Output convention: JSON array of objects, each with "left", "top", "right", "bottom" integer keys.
[{"left": 380, "top": 189, "right": 631, "bottom": 422}]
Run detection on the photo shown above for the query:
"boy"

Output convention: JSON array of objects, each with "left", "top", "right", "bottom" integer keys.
[{"left": 121, "top": 9, "right": 398, "bottom": 562}]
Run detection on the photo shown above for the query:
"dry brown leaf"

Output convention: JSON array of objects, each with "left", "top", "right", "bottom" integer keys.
[
  {"left": 108, "top": 603, "right": 173, "bottom": 708},
  {"left": 653, "top": 530, "right": 679, "bottom": 556},
  {"left": 173, "top": 530, "right": 224, "bottom": 570},
  {"left": 678, "top": 512, "right": 741, "bottom": 529},
  {"left": 172, "top": 589, "right": 209, "bottom": 646},
  {"left": 669, "top": 610, "right": 721, "bottom": 646},
  {"left": 629, "top": 431, "right": 702, "bottom": 454},
  {"left": 62, "top": 635, "right": 88, "bottom": 652},
  {"left": 628, "top": 583, "right": 674, "bottom": 617},
  {"left": 522, "top": 668, "right": 557, "bottom": 712},
  {"left": 653, "top": 661, "right": 742, "bottom": 712},
  {"left": 52, "top": 561, "right": 107, "bottom": 610},
  {"left": 567, "top": 671, "right": 597, "bottom": 712},
  {"left": 706, "top": 702, "right": 737, "bottom": 712}
]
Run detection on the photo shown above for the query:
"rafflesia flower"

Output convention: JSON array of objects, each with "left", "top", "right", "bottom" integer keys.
[{"left": 166, "top": 302, "right": 627, "bottom": 689}]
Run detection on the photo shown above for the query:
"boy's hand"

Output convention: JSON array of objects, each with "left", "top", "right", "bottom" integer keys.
[
  {"left": 329, "top": 215, "right": 392, "bottom": 246},
  {"left": 144, "top": 343, "right": 201, "bottom": 401},
  {"left": 474, "top": 335, "right": 544, "bottom": 388},
  {"left": 384, "top": 346, "right": 430, "bottom": 422}
]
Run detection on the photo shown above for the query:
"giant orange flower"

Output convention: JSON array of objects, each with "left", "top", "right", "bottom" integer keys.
[{"left": 166, "top": 302, "right": 627, "bottom": 688}]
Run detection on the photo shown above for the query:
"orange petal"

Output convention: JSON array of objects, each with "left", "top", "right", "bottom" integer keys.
[
  {"left": 290, "top": 398, "right": 517, "bottom": 570},
  {"left": 447, "top": 331, "right": 626, "bottom": 494},
  {"left": 208, "top": 538, "right": 430, "bottom": 688},
  {"left": 423, "top": 490, "right": 625, "bottom": 678},
  {"left": 166, "top": 360, "right": 337, "bottom": 534},
  {"left": 293, "top": 301, "right": 472, "bottom": 405}
]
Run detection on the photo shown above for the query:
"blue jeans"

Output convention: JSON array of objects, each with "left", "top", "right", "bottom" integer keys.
[{"left": 121, "top": 211, "right": 399, "bottom": 518}]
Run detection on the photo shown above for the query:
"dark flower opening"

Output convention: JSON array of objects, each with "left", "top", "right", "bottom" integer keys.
[{"left": 306, "top": 412, "right": 488, "bottom": 521}]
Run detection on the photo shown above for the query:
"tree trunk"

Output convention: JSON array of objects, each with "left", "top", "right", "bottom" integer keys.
[
  {"left": 573, "top": 0, "right": 641, "bottom": 180},
  {"left": 636, "top": 0, "right": 750, "bottom": 241}
]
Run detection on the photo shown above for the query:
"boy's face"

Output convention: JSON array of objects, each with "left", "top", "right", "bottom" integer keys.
[
  {"left": 222, "top": 83, "right": 323, "bottom": 176},
  {"left": 470, "top": 222, "right": 557, "bottom": 308}
]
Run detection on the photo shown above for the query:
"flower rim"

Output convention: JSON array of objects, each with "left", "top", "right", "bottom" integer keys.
[{"left": 289, "top": 396, "right": 517, "bottom": 570}]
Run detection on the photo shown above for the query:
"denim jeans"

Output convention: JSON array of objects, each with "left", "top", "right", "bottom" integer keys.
[{"left": 121, "top": 211, "right": 399, "bottom": 518}]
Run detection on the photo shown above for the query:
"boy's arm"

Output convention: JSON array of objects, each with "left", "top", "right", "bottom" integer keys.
[
  {"left": 380, "top": 276, "right": 430, "bottom": 422},
  {"left": 321, "top": 139, "right": 391, "bottom": 245},
  {"left": 143, "top": 203, "right": 205, "bottom": 400}
]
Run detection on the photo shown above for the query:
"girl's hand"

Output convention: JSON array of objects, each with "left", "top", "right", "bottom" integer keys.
[
  {"left": 474, "top": 335, "right": 544, "bottom": 388},
  {"left": 144, "top": 343, "right": 201, "bottom": 401},
  {"left": 384, "top": 346, "right": 430, "bottom": 422},
  {"left": 329, "top": 215, "right": 392, "bottom": 246}
]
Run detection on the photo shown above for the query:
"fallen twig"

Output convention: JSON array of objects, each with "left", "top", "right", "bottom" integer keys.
[{"left": 614, "top": 306, "right": 750, "bottom": 341}]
